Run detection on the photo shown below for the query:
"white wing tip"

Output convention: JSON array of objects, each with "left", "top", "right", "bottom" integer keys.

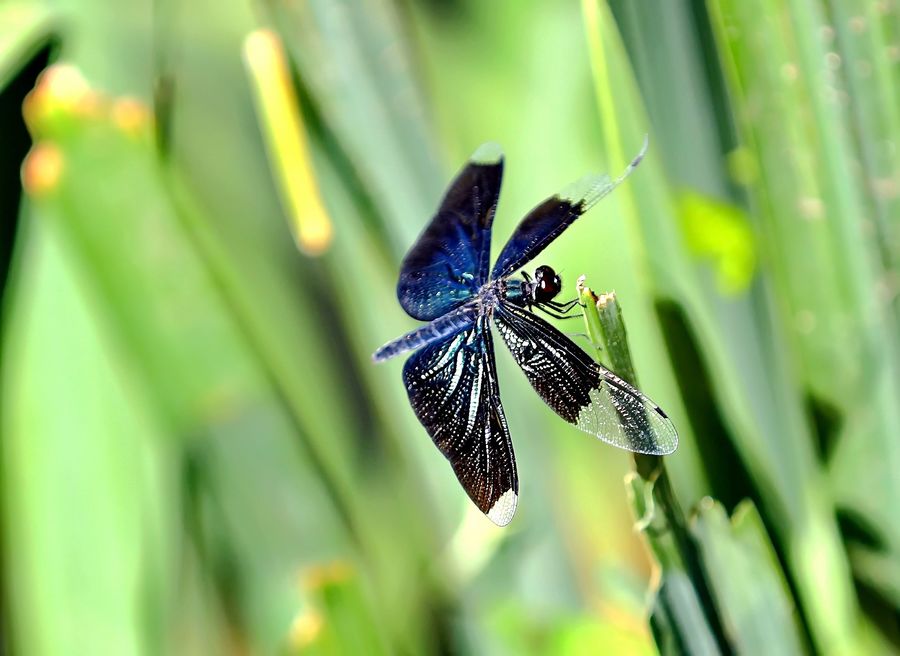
[
  {"left": 471, "top": 142, "right": 504, "bottom": 165},
  {"left": 486, "top": 488, "right": 517, "bottom": 526}
]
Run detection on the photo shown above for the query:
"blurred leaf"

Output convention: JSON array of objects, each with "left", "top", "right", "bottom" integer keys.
[
  {"left": 847, "top": 543, "right": 900, "bottom": 609},
  {"left": 677, "top": 191, "right": 755, "bottom": 295},
  {"left": 709, "top": 0, "right": 900, "bottom": 633},
  {"left": 692, "top": 499, "right": 807, "bottom": 655},
  {"left": 289, "top": 562, "right": 390, "bottom": 656},
  {"left": 20, "top": 70, "right": 377, "bottom": 651},
  {"left": 626, "top": 474, "right": 724, "bottom": 656},
  {"left": 825, "top": 0, "right": 900, "bottom": 273},
  {"left": 488, "top": 599, "right": 655, "bottom": 656},
  {"left": 2, "top": 219, "right": 172, "bottom": 656},
  {"left": 0, "top": 3, "right": 56, "bottom": 91},
  {"left": 29, "top": 110, "right": 258, "bottom": 430},
  {"left": 709, "top": 0, "right": 896, "bottom": 408},
  {"left": 263, "top": 0, "right": 444, "bottom": 254},
  {"left": 606, "top": 0, "right": 731, "bottom": 198},
  {"left": 650, "top": 572, "right": 723, "bottom": 656},
  {"left": 0, "top": 1, "right": 55, "bottom": 246},
  {"left": 584, "top": 0, "right": 863, "bottom": 651},
  {"left": 0, "top": 19, "right": 53, "bottom": 302}
]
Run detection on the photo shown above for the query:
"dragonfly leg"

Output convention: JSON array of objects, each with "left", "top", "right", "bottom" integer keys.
[
  {"left": 535, "top": 305, "right": 583, "bottom": 321},
  {"left": 565, "top": 331, "right": 601, "bottom": 348},
  {"left": 547, "top": 298, "right": 581, "bottom": 313}
]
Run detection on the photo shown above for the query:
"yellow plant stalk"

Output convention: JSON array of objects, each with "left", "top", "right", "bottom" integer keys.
[{"left": 243, "top": 28, "right": 332, "bottom": 256}]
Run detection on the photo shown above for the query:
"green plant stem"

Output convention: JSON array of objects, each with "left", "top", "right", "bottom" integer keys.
[
  {"left": 580, "top": 282, "right": 727, "bottom": 652},
  {"left": 579, "top": 283, "right": 682, "bottom": 518}
]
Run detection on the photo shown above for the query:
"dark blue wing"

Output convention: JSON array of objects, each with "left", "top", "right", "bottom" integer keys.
[
  {"left": 402, "top": 316, "right": 518, "bottom": 525},
  {"left": 494, "top": 301, "right": 677, "bottom": 455},
  {"left": 491, "top": 138, "right": 647, "bottom": 280},
  {"left": 397, "top": 143, "right": 504, "bottom": 321}
]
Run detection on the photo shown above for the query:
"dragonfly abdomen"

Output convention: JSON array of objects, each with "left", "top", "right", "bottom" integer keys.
[{"left": 372, "top": 303, "right": 479, "bottom": 362}]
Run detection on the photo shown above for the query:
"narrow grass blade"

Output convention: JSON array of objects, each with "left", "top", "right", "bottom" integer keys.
[{"left": 243, "top": 28, "right": 333, "bottom": 256}]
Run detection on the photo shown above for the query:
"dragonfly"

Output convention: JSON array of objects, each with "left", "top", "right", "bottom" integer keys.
[{"left": 372, "top": 139, "right": 677, "bottom": 526}]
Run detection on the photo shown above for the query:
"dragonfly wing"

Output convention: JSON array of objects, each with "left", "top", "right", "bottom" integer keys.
[
  {"left": 494, "top": 300, "right": 677, "bottom": 456},
  {"left": 403, "top": 316, "right": 518, "bottom": 525},
  {"left": 491, "top": 138, "right": 647, "bottom": 279},
  {"left": 398, "top": 143, "right": 504, "bottom": 321}
]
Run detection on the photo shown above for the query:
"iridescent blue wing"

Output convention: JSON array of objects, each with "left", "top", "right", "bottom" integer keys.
[
  {"left": 491, "top": 138, "right": 647, "bottom": 280},
  {"left": 494, "top": 301, "right": 677, "bottom": 455},
  {"left": 402, "top": 316, "right": 518, "bottom": 525},
  {"left": 397, "top": 143, "right": 504, "bottom": 321}
]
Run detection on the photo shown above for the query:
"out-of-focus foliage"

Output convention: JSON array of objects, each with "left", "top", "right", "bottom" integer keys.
[{"left": 1, "top": 0, "right": 898, "bottom": 654}]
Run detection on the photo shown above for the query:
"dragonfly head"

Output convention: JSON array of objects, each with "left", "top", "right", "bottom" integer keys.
[{"left": 531, "top": 265, "right": 562, "bottom": 303}]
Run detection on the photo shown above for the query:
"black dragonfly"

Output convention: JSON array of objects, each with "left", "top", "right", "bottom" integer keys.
[{"left": 373, "top": 140, "right": 677, "bottom": 526}]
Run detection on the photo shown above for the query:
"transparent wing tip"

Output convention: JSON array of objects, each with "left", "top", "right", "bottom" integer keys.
[
  {"left": 613, "top": 134, "right": 650, "bottom": 185},
  {"left": 631, "top": 134, "right": 650, "bottom": 169},
  {"left": 642, "top": 415, "right": 678, "bottom": 456},
  {"left": 559, "top": 173, "right": 612, "bottom": 206},
  {"left": 559, "top": 135, "right": 650, "bottom": 210},
  {"left": 655, "top": 431, "right": 678, "bottom": 456}
]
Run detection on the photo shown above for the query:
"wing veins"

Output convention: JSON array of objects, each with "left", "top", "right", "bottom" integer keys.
[
  {"left": 495, "top": 302, "right": 677, "bottom": 455},
  {"left": 402, "top": 318, "right": 518, "bottom": 524}
]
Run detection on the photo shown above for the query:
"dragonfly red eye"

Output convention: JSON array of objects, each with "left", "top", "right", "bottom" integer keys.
[
  {"left": 533, "top": 265, "right": 561, "bottom": 301},
  {"left": 534, "top": 264, "right": 555, "bottom": 281}
]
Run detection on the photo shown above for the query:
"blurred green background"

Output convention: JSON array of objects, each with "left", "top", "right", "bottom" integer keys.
[{"left": 2, "top": 0, "right": 899, "bottom": 653}]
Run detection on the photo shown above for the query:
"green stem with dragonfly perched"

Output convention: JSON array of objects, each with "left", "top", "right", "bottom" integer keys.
[{"left": 578, "top": 280, "right": 727, "bottom": 653}]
